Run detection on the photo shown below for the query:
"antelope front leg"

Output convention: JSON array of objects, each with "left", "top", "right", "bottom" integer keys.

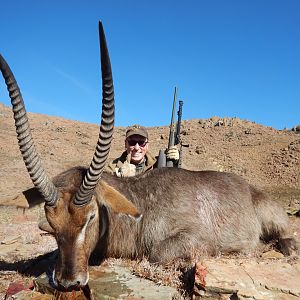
[{"left": 149, "top": 232, "right": 197, "bottom": 264}]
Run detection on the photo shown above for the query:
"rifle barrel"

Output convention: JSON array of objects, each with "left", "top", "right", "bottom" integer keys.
[{"left": 168, "top": 87, "right": 177, "bottom": 149}]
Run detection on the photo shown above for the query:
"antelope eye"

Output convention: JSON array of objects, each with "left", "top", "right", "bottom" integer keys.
[{"left": 89, "top": 214, "right": 96, "bottom": 222}]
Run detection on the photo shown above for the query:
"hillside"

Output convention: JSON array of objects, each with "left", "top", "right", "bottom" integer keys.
[
  {"left": 0, "top": 102, "right": 299, "bottom": 201},
  {"left": 0, "top": 102, "right": 300, "bottom": 298}
]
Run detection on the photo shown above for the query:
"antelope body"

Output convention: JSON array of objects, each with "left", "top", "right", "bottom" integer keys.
[{"left": 0, "top": 22, "right": 295, "bottom": 291}]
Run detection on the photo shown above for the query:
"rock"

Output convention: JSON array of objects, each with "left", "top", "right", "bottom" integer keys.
[
  {"left": 12, "top": 262, "right": 179, "bottom": 300},
  {"left": 4, "top": 279, "right": 34, "bottom": 299},
  {"left": 291, "top": 125, "right": 300, "bottom": 133},
  {"left": 261, "top": 250, "right": 285, "bottom": 259},
  {"left": 194, "top": 258, "right": 300, "bottom": 299}
]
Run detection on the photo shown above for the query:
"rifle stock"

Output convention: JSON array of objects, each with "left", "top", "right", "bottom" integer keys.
[{"left": 157, "top": 149, "right": 167, "bottom": 168}]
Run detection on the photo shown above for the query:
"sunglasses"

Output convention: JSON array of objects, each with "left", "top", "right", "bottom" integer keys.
[{"left": 127, "top": 140, "right": 148, "bottom": 147}]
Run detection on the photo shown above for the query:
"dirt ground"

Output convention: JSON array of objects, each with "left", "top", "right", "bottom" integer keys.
[{"left": 0, "top": 102, "right": 299, "bottom": 298}]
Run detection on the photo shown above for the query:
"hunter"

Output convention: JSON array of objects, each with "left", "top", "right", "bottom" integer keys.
[{"left": 106, "top": 124, "right": 179, "bottom": 177}]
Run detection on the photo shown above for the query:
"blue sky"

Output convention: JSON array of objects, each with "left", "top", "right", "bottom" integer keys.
[{"left": 0, "top": 1, "right": 299, "bottom": 130}]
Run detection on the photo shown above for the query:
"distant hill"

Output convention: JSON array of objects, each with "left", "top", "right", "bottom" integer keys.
[{"left": 1, "top": 102, "right": 299, "bottom": 202}]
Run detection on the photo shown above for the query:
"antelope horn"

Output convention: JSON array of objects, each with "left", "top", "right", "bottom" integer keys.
[
  {"left": 74, "top": 22, "right": 115, "bottom": 206},
  {"left": 0, "top": 54, "right": 59, "bottom": 206}
]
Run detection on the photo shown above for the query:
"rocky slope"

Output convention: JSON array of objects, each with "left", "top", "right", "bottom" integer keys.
[
  {"left": 0, "top": 102, "right": 299, "bottom": 299},
  {"left": 1, "top": 102, "right": 299, "bottom": 197}
]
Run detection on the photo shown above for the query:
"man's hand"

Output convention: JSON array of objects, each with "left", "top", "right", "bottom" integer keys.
[
  {"left": 166, "top": 146, "right": 179, "bottom": 161},
  {"left": 116, "top": 161, "right": 136, "bottom": 177}
]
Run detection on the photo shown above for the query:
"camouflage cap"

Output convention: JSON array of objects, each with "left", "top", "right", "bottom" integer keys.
[{"left": 125, "top": 124, "right": 148, "bottom": 139}]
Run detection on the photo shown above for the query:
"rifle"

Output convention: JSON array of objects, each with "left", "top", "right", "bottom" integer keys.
[
  {"left": 175, "top": 100, "right": 183, "bottom": 167},
  {"left": 157, "top": 87, "right": 184, "bottom": 168}
]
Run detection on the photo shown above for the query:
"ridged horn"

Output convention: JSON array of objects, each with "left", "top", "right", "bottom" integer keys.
[
  {"left": 74, "top": 22, "right": 115, "bottom": 206},
  {"left": 0, "top": 54, "right": 59, "bottom": 206}
]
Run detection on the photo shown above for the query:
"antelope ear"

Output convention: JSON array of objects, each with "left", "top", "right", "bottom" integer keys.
[
  {"left": 38, "top": 218, "right": 55, "bottom": 234},
  {"left": 97, "top": 181, "right": 142, "bottom": 220}
]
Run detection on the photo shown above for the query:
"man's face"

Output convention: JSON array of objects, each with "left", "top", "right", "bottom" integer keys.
[{"left": 125, "top": 134, "right": 149, "bottom": 164}]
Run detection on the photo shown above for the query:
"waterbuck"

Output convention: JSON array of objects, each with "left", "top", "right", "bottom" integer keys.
[{"left": 0, "top": 22, "right": 296, "bottom": 291}]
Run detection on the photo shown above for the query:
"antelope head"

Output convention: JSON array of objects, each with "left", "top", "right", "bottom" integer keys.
[{"left": 0, "top": 22, "right": 140, "bottom": 290}]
